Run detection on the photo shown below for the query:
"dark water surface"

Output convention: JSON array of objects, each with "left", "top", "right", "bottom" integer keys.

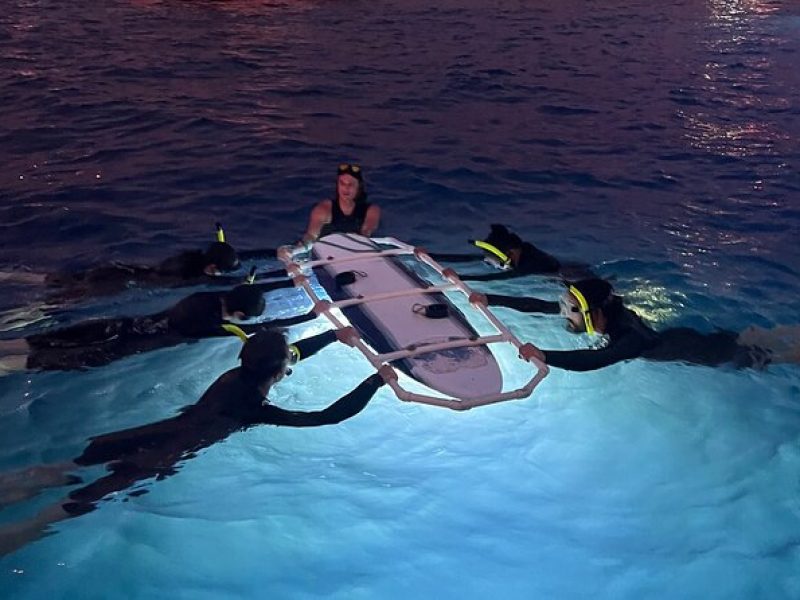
[{"left": 1, "top": 0, "right": 799, "bottom": 597}]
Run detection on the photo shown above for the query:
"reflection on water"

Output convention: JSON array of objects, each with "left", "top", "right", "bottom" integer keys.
[{"left": 678, "top": 0, "right": 792, "bottom": 159}]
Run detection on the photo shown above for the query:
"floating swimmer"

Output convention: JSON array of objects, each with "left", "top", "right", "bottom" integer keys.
[
  {"left": 0, "top": 327, "right": 394, "bottom": 556},
  {"left": 0, "top": 223, "right": 287, "bottom": 305},
  {"left": 0, "top": 271, "right": 314, "bottom": 374},
  {"left": 471, "top": 278, "right": 800, "bottom": 371}
]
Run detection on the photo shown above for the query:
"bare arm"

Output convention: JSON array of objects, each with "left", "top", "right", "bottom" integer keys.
[
  {"left": 302, "top": 200, "right": 333, "bottom": 243},
  {"left": 360, "top": 204, "right": 381, "bottom": 237}
]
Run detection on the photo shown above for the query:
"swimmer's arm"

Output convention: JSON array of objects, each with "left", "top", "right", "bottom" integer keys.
[
  {"left": 251, "top": 279, "right": 294, "bottom": 293},
  {"left": 302, "top": 200, "right": 333, "bottom": 243},
  {"left": 202, "top": 270, "right": 290, "bottom": 288},
  {"left": 360, "top": 205, "right": 381, "bottom": 237},
  {"left": 236, "top": 248, "right": 278, "bottom": 260},
  {"left": 252, "top": 267, "right": 289, "bottom": 281},
  {"left": 261, "top": 310, "right": 317, "bottom": 330},
  {"left": 289, "top": 330, "right": 338, "bottom": 361},
  {"left": 543, "top": 333, "right": 646, "bottom": 372},
  {"left": 427, "top": 252, "right": 483, "bottom": 263},
  {"left": 203, "top": 274, "right": 252, "bottom": 286},
  {"left": 485, "top": 294, "right": 559, "bottom": 314},
  {"left": 286, "top": 326, "right": 359, "bottom": 361},
  {"left": 257, "top": 373, "right": 384, "bottom": 427},
  {"left": 222, "top": 310, "right": 317, "bottom": 335},
  {"left": 459, "top": 270, "right": 522, "bottom": 282}
]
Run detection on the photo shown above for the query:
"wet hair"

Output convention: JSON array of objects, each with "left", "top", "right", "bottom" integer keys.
[
  {"left": 484, "top": 224, "right": 522, "bottom": 254},
  {"left": 224, "top": 285, "right": 266, "bottom": 317},
  {"left": 335, "top": 168, "right": 368, "bottom": 204},
  {"left": 570, "top": 278, "right": 615, "bottom": 310},
  {"left": 204, "top": 242, "right": 239, "bottom": 272},
  {"left": 238, "top": 329, "right": 288, "bottom": 382}
]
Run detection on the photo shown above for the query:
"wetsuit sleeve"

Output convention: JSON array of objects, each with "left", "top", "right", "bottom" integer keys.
[
  {"left": 237, "top": 248, "right": 278, "bottom": 260},
  {"left": 486, "top": 294, "right": 560, "bottom": 314},
  {"left": 427, "top": 252, "right": 483, "bottom": 263},
  {"left": 261, "top": 311, "right": 317, "bottom": 329},
  {"left": 290, "top": 330, "right": 337, "bottom": 361},
  {"left": 255, "top": 374, "right": 383, "bottom": 427},
  {"left": 203, "top": 275, "right": 252, "bottom": 287},
  {"left": 195, "top": 270, "right": 291, "bottom": 287},
  {"left": 252, "top": 279, "right": 294, "bottom": 293},
  {"left": 215, "top": 310, "right": 317, "bottom": 337},
  {"left": 543, "top": 331, "right": 648, "bottom": 372},
  {"left": 253, "top": 267, "right": 289, "bottom": 280},
  {"left": 458, "top": 270, "right": 523, "bottom": 282}
]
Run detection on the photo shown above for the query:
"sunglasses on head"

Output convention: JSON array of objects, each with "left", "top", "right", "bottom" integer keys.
[{"left": 338, "top": 163, "right": 361, "bottom": 174}]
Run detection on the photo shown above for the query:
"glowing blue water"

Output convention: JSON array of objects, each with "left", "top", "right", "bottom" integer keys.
[{"left": 1, "top": 0, "right": 799, "bottom": 598}]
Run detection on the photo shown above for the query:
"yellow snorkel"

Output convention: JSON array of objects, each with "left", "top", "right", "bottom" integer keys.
[
  {"left": 568, "top": 285, "right": 595, "bottom": 335},
  {"left": 216, "top": 222, "right": 226, "bottom": 243},
  {"left": 221, "top": 323, "right": 249, "bottom": 342},
  {"left": 246, "top": 266, "right": 256, "bottom": 285},
  {"left": 471, "top": 240, "right": 511, "bottom": 270}
]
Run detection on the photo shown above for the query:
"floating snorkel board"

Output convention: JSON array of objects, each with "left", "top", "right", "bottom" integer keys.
[{"left": 280, "top": 233, "right": 547, "bottom": 410}]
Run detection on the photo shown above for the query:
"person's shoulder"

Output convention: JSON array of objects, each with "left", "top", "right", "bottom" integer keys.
[
  {"left": 168, "top": 291, "right": 223, "bottom": 335},
  {"left": 205, "top": 367, "right": 245, "bottom": 392},
  {"left": 612, "top": 305, "right": 658, "bottom": 342},
  {"left": 196, "top": 368, "right": 255, "bottom": 407},
  {"left": 519, "top": 242, "right": 560, "bottom": 272},
  {"left": 158, "top": 249, "right": 203, "bottom": 272}
]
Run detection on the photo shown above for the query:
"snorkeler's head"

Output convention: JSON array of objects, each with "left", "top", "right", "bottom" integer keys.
[
  {"left": 225, "top": 284, "right": 266, "bottom": 318},
  {"left": 336, "top": 163, "right": 368, "bottom": 204},
  {"left": 239, "top": 329, "right": 289, "bottom": 383},
  {"left": 561, "top": 278, "right": 614, "bottom": 335},
  {"left": 485, "top": 224, "right": 522, "bottom": 253},
  {"left": 472, "top": 224, "right": 522, "bottom": 269},
  {"left": 204, "top": 241, "right": 239, "bottom": 273},
  {"left": 571, "top": 278, "right": 614, "bottom": 309}
]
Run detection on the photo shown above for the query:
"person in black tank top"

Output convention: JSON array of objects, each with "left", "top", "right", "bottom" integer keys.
[{"left": 302, "top": 163, "right": 381, "bottom": 243}]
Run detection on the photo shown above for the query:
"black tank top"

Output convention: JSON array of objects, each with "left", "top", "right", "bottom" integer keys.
[{"left": 319, "top": 199, "right": 370, "bottom": 237}]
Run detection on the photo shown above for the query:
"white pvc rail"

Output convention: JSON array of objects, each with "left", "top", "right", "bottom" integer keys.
[{"left": 278, "top": 236, "right": 548, "bottom": 410}]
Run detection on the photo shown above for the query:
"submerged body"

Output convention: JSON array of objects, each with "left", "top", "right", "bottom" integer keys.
[
  {"left": 5, "top": 280, "right": 312, "bottom": 372},
  {"left": 66, "top": 330, "right": 383, "bottom": 514}
]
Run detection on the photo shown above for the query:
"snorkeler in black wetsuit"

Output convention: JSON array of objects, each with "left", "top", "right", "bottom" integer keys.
[
  {"left": 2, "top": 224, "right": 287, "bottom": 305},
  {"left": 471, "top": 278, "right": 798, "bottom": 371},
  {"left": 0, "top": 328, "right": 396, "bottom": 556},
  {"left": 430, "top": 224, "right": 594, "bottom": 282},
  {"left": 0, "top": 279, "right": 314, "bottom": 373}
]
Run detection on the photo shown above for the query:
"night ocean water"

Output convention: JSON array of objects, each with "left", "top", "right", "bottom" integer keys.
[{"left": 1, "top": 0, "right": 799, "bottom": 598}]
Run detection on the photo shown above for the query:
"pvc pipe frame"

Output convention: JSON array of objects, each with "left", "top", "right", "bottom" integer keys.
[{"left": 278, "top": 237, "right": 549, "bottom": 410}]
